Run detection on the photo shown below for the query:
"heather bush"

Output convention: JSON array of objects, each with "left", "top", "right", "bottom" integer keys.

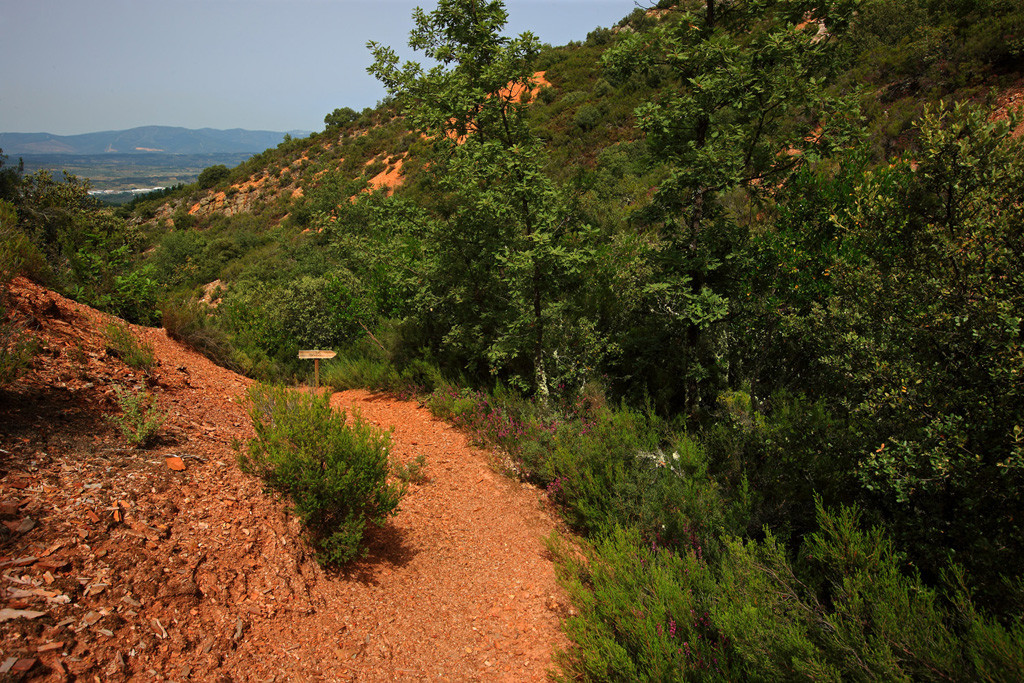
[
  {"left": 239, "top": 384, "right": 404, "bottom": 564},
  {"left": 554, "top": 502, "right": 1024, "bottom": 682},
  {"left": 551, "top": 526, "right": 735, "bottom": 681},
  {"left": 424, "top": 382, "right": 559, "bottom": 474}
]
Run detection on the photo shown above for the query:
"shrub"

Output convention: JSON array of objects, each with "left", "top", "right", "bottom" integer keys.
[
  {"left": 1, "top": 200, "right": 48, "bottom": 281},
  {"left": 197, "top": 164, "right": 230, "bottom": 189},
  {"left": 103, "top": 321, "right": 155, "bottom": 370},
  {"left": 162, "top": 298, "right": 238, "bottom": 371},
  {"left": 553, "top": 501, "right": 1024, "bottom": 682},
  {"left": 325, "top": 107, "right": 360, "bottom": 129},
  {"left": 551, "top": 526, "right": 735, "bottom": 681},
  {"left": 323, "top": 355, "right": 403, "bottom": 392},
  {"left": 393, "top": 454, "right": 428, "bottom": 484},
  {"left": 1, "top": 204, "right": 37, "bottom": 386},
  {"left": 109, "top": 384, "right": 165, "bottom": 446},
  {"left": 239, "top": 384, "right": 404, "bottom": 564},
  {"left": 574, "top": 104, "right": 603, "bottom": 131},
  {"left": 0, "top": 319, "right": 34, "bottom": 388},
  {"left": 585, "top": 27, "right": 613, "bottom": 47}
]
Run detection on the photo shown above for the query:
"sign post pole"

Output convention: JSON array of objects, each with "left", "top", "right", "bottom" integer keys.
[{"left": 297, "top": 350, "right": 337, "bottom": 391}]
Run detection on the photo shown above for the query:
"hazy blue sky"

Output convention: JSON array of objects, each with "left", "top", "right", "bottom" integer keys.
[{"left": 1, "top": 0, "right": 636, "bottom": 135}]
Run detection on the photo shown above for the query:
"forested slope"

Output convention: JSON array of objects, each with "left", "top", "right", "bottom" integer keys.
[{"left": 4, "top": 0, "right": 1024, "bottom": 679}]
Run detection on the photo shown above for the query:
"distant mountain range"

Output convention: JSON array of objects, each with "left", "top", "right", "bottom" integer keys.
[{"left": 0, "top": 126, "right": 311, "bottom": 156}]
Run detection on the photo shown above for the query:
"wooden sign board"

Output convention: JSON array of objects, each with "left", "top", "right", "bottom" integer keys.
[
  {"left": 298, "top": 350, "right": 336, "bottom": 389},
  {"left": 298, "top": 350, "right": 337, "bottom": 360}
]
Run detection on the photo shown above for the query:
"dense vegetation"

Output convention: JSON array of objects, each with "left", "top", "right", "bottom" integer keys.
[{"left": 4, "top": 0, "right": 1024, "bottom": 677}]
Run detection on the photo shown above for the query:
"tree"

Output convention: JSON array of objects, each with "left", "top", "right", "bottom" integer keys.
[
  {"left": 368, "top": 0, "right": 592, "bottom": 398},
  {"left": 0, "top": 150, "right": 24, "bottom": 203},
  {"left": 601, "top": 0, "right": 859, "bottom": 414},
  {"left": 324, "top": 106, "right": 359, "bottom": 130},
  {"left": 197, "top": 164, "right": 230, "bottom": 189},
  {"left": 820, "top": 104, "right": 1024, "bottom": 607}
]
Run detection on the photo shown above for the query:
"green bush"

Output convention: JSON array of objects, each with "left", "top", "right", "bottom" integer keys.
[
  {"left": 239, "top": 384, "right": 404, "bottom": 564},
  {"left": 553, "top": 502, "right": 1024, "bottom": 682},
  {"left": 1, "top": 200, "right": 48, "bottom": 282},
  {"left": 574, "top": 103, "right": 603, "bottom": 131},
  {"left": 1, "top": 202, "right": 37, "bottom": 386},
  {"left": 103, "top": 321, "right": 155, "bottom": 370},
  {"left": 323, "top": 355, "right": 402, "bottom": 392},
  {"left": 0, "top": 318, "right": 34, "bottom": 388},
  {"left": 197, "top": 164, "right": 230, "bottom": 189},
  {"left": 162, "top": 298, "right": 238, "bottom": 371},
  {"left": 109, "top": 384, "right": 165, "bottom": 446},
  {"left": 551, "top": 526, "right": 734, "bottom": 682}
]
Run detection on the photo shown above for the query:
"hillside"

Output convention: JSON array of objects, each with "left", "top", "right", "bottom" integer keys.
[
  {"left": 0, "top": 277, "right": 568, "bottom": 680},
  {"left": 5, "top": 0, "right": 1024, "bottom": 679}
]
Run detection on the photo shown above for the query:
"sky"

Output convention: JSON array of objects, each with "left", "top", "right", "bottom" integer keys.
[{"left": 1, "top": 0, "right": 637, "bottom": 136}]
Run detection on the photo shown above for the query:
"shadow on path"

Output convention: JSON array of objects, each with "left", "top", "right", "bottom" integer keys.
[{"left": 339, "top": 523, "right": 418, "bottom": 585}]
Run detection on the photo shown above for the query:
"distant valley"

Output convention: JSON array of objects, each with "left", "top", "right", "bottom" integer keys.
[
  {"left": 1, "top": 125, "right": 311, "bottom": 198},
  {"left": 0, "top": 125, "right": 309, "bottom": 155}
]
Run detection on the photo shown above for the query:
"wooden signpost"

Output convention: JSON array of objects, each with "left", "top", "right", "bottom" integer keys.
[{"left": 298, "top": 350, "right": 336, "bottom": 390}]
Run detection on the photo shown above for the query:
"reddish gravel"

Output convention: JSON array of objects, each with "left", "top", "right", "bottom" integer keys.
[{"left": 0, "top": 277, "right": 571, "bottom": 681}]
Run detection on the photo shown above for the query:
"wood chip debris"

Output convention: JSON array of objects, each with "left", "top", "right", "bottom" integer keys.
[
  {"left": 0, "top": 608, "right": 46, "bottom": 622},
  {"left": 152, "top": 618, "right": 168, "bottom": 639}
]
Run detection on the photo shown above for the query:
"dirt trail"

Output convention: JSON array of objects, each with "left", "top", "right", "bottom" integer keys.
[{"left": 0, "top": 277, "right": 569, "bottom": 681}]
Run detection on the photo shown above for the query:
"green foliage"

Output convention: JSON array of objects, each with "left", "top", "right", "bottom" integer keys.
[
  {"left": 103, "top": 321, "right": 155, "bottom": 370},
  {"left": 393, "top": 454, "right": 428, "bottom": 485},
  {"left": 239, "top": 384, "right": 404, "bottom": 564},
  {"left": 161, "top": 298, "right": 238, "bottom": 370},
  {"left": 552, "top": 526, "right": 733, "bottom": 682},
  {"left": 269, "top": 273, "right": 371, "bottom": 350},
  {"left": 598, "top": 0, "right": 861, "bottom": 414},
  {"left": 290, "top": 170, "right": 365, "bottom": 225},
  {"left": 324, "top": 106, "right": 360, "bottom": 130},
  {"left": 824, "top": 104, "right": 1024, "bottom": 604},
  {"left": 197, "top": 164, "right": 230, "bottom": 189},
  {"left": 109, "top": 384, "right": 166, "bottom": 447},
  {"left": 66, "top": 231, "right": 160, "bottom": 324},
  {"left": 368, "top": 0, "right": 597, "bottom": 399},
  {"left": 703, "top": 390, "right": 859, "bottom": 540},
  {"left": 1, "top": 166, "right": 159, "bottom": 323},
  {"left": 573, "top": 103, "right": 603, "bottom": 131},
  {"left": 0, "top": 319, "right": 34, "bottom": 389},
  {"left": 554, "top": 501, "right": 1024, "bottom": 682},
  {"left": 541, "top": 406, "right": 665, "bottom": 536},
  {"left": 0, "top": 152, "right": 23, "bottom": 203},
  {"left": 737, "top": 102, "right": 1024, "bottom": 611},
  {"left": 323, "top": 354, "right": 442, "bottom": 398},
  {"left": 0, "top": 199, "right": 38, "bottom": 387},
  {"left": 0, "top": 200, "right": 47, "bottom": 282}
]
